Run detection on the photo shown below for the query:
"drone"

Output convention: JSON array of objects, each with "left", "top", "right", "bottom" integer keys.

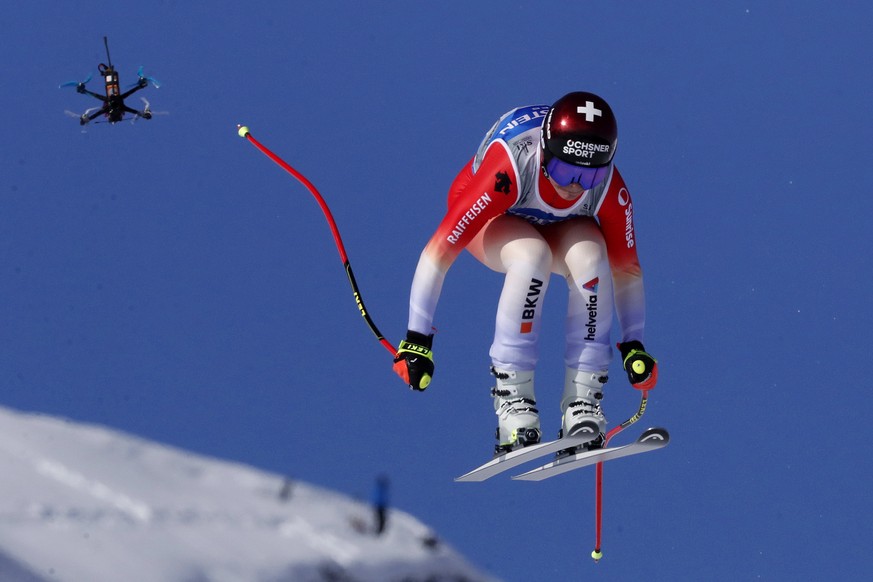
[{"left": 61, "top": 36, "right": 161, "bottom": 126}]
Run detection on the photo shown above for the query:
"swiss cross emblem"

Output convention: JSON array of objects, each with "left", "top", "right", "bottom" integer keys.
[{"left": 577, "top": 101, "right": 602, "bottom": 122}]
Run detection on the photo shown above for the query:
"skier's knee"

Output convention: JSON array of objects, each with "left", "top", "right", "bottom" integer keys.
[
  {"left": 564, "top": 237, "right": 607, "bottom": 276},
  {"left": 502, "top": 236, "right": 552, "bottom": 272}
]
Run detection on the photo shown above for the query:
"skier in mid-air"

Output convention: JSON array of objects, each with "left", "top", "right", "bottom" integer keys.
[{"left": 392, "top": 91, "right": 659, "bottom": 454}]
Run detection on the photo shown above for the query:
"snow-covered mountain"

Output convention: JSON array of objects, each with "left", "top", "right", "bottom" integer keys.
[{"left": 0, "top": 406, "right": 498, "bottom": 582}]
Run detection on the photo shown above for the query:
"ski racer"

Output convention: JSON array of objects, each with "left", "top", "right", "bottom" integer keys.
[{"left": 392, "top": 92, "right": 659, "bottom": 453}]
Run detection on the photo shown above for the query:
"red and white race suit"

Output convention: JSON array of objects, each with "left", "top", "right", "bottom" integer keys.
[{"left": 405, "top": 105, "right": 646, "bottom": 372}]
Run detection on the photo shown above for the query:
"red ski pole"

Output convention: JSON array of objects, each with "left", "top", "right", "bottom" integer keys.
[
  {"left": 591, "top": 389, "right": 649, "bottom": 562},
  {"left": 236, "top": 125, "right": 397, "bottom": 358}
]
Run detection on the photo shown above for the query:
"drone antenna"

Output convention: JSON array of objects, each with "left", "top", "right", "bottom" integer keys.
[{"left": 103, "top": 36, "right": 113, "bottom": 68}]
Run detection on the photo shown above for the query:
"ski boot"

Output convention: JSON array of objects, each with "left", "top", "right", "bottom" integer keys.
[
  {"left": 558, "top": 368, "right": 608, "bottom": 456},
  {"left": 491, "top": 366, "right": 541, "bottom": 454}
]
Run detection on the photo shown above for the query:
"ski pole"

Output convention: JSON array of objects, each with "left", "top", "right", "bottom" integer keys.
[
  {"left": 236, "top": 125, "right": 397, "bottom": 358},
  {"left": 591, "top": 389, "right": 649, "bottom": 563}
]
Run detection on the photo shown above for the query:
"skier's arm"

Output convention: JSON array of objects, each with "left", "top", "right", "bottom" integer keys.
[
  {"left": 596, "top": 168, "right": 657, "bottom": 389},
  {"left": 395, "top": 144, "right": 518, "bottom": 390},
  {"left": 596, "top": 167, "right": 645, "bottom": 344},
  {"left": 406, "top": 143, "right": 519, "bottom": 336},
  {"left": 597, "top": 169, "right": 646, "bottom": 342}
]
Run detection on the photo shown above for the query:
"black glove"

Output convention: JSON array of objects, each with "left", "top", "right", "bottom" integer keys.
[
  {"left": 393, "top": 330, "right": 434, "bottom": 391},
  {"left": 618, "top": 340, "right": 658, "bottom": 390}
]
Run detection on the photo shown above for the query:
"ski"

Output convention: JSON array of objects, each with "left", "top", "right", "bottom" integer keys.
[
  {"left": 455, "top": 432, "right": 598, "bottom": 482},
  {"left": 511, "top": 427, "right": 670, "bottom": 481}
]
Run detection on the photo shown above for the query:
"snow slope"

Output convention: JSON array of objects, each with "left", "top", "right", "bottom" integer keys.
[{"left": 0, "top": 406, "right": 498, "bottom": 582}]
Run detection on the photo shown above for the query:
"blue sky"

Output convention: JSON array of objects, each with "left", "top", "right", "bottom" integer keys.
[{"left": 3, "top": 1, "right": 872, "bottom": 580}]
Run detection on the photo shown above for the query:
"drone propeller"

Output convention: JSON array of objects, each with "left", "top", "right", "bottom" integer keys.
[
  {"left": 138, "top": 97, "right": 168, "bottom": 119},
  {"left": 126, "top": 66, "right": 161, "bottom": 89},
  {"left": 64, "top": 106, "right": 102, "bottom": 125},
  {"left": 59, "top": 73, "right": 93, "bottom": 89}
]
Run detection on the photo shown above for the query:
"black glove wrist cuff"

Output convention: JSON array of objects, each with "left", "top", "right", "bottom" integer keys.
[
  {"left": 405, "top": 330, "right": 434, "bottom": 349},
  {"left": 619, "top": 340, "right": 645, "bottom": 360}
]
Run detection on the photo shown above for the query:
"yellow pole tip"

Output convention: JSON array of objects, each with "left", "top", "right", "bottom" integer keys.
[
  {"left": 237, "top": 125, "right": 250, "bottom": 138},
  {"left": 591, "top": 549, "right": 603, "bottom": 561}
]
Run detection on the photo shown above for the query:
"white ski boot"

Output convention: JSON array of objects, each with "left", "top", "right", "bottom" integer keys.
[
  {"left": 561, "top": 368, "right": 608, "bottom": 446},
  {"left": 491, "top": 367, "right": 541, "bottom": 454}
]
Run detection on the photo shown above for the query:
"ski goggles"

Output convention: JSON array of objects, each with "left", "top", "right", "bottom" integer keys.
[{"left": 545, "top": 157, "right": 611, "bottom": 190}]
